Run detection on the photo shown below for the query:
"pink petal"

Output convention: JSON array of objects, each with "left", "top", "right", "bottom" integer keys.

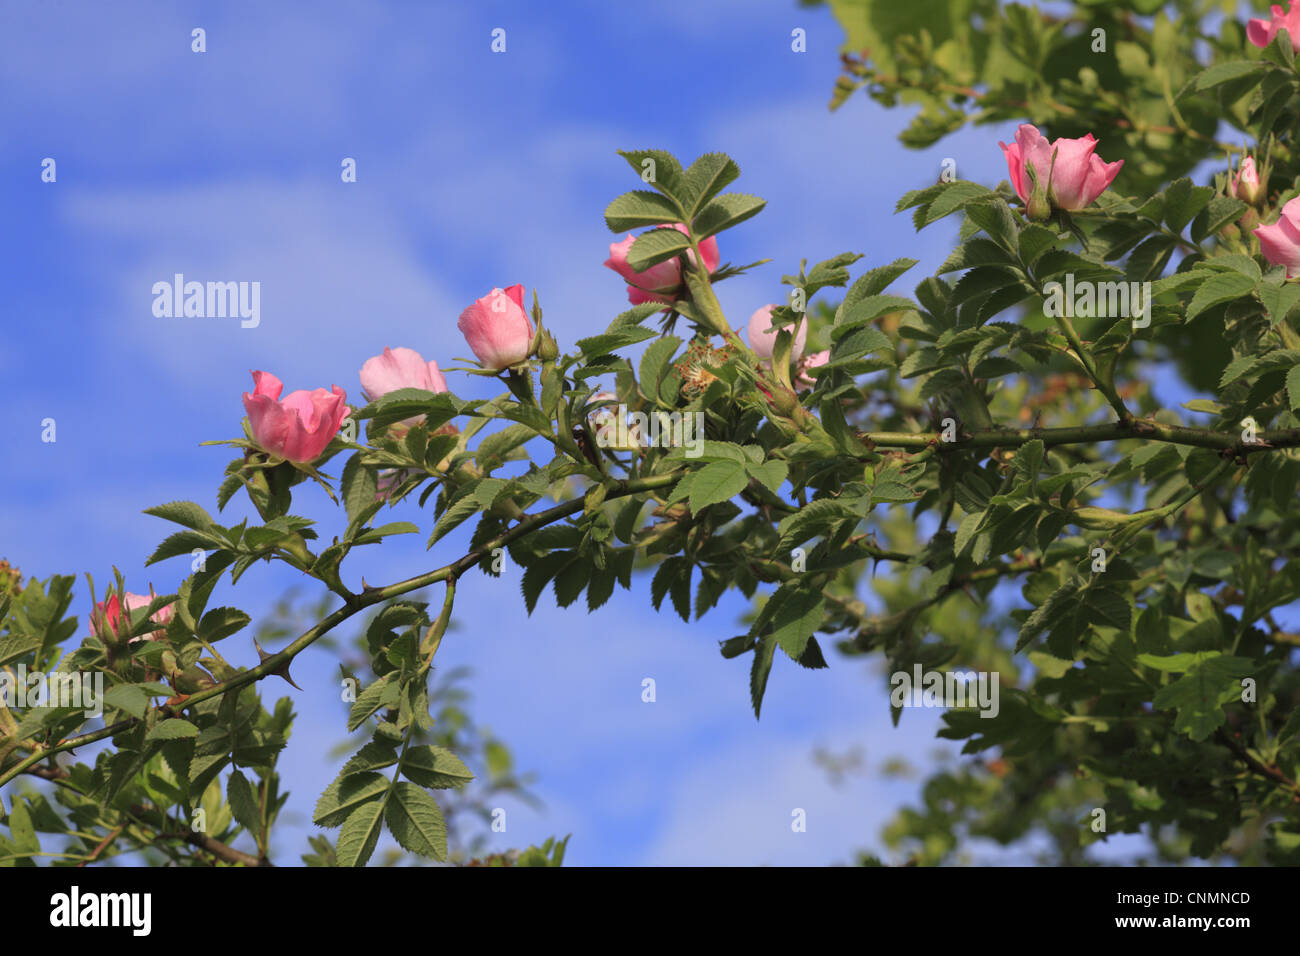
[
  {"left": 999, "top": 141, "right": 1027, "bottom": 202},
  {"left": 1044, "top": 134, "right": 1099, "bottom": 210}
]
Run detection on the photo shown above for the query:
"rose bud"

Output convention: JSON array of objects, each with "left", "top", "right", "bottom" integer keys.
[
  {"left": 243, "top": 371, "right": 351, "bottom": 464},
  {"left": 1232, "top": 156, "right": 1266, "bottom": 207},
  {"left": 604, "top": 223, "right": 720, "bottom": 306},
  {"left": 1248, "top": 1, "right": 1300, "bottom": 51},
  {"left": 457, "top": 284, "right": 535, "bottom": 370},
  {"left": 999, "top": 124, "right": 1123, "bottom": 214},
  {"left": 747, "top": 305, "right": 808, "bottom": 362},
  {"left": 1255, "top": 196, "right": 1300, "bottom": 278}
]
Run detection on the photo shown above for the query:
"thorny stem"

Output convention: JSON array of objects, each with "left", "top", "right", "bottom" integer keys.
[
  {"left": 859, "top": 420, "right": 1300, "bottom": 454},
  {"left": 0, "top": 474, "right": 678, "bottom": 790}
]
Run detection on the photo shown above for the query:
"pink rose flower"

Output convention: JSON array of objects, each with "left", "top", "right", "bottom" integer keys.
[
  {"left": 457, "top": 284, "right": 535, "bottom": 370},
  {"left": 360, "top": 347, "right": 450, "bottom": 435},
  {"left": 1248, "top": 2, "right": 1300, "bottom": 50},
  {"left": 604, "top": 223, "right": 720, "bottom": 306},
  {"left": 747, "top": 305, "right": 808, "bottom": 362},
  {"left": 92, "top": 591, "right": 174, "bottom": 644},
  {"left": 360, "top": 347, "right": 447, "bottom": 400},
  {"left": 795, "top": 349, "right": 830, "bottom": 389},
  {"left": 1232, "top": 156, "right": 1265, "bottom": 206},
  {"left": 999, "top": 124, "right": 1124, "bottom": 212},
  {"left": 1255, "top": 196, "right": 1300, "bottom": 278},
  {"left": 242, "top": 370, "right": 350, "bottom": 463}
]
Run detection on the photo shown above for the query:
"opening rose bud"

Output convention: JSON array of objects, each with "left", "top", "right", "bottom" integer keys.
[
  {"left": 457, "top": 284, "right": 535, "bottom": 370},
  {"left": 999, "top": 124, "right": 1123, "bottom": 213},
  {"left": 747, "top": 305, "right": 807, "bottom": 362},
  {"left": 1248, "top": 1, "right": 1300, "bottom": 51},
  {"left": 92, "top": 592, "right": 174, "bottom": 644},
  {"left": 242, "top": 370, "right": 350, "bottom": 464},
  {"left": 1254, "top": 196, "right": 1300, "bottom": 278},
  {"left": 604, "top": 223, "right": 720, "bottom": 306}
]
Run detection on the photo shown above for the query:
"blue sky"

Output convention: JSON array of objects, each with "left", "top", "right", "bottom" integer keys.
[{"left": 2, "top": 0, "right": 1154, "bottom": 865}]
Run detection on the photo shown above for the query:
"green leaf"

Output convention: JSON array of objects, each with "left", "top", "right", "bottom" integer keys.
[
  {"left": 475, "top": 423, "right": 536, "bottom": 470},
  {"left": 227, "top": 769, "right": 261, "bottom": 832},
  {"left": 146, "top": 530, "right": 225, "bottom": 566},
  {"left": 680, "top": 152, "right": 741, "bottom": 216},
  {"left": 348, "top": 674, "right": 397, "bottom": 732},
  {"left": 951, "top": 266, "right": 1020, "bottom": 306},
  {"left": 639, "top": 335, "right": 682, "bottom": 403},
  {"left": 907, "top": 182, "right": 995, "bottom": 228},
  {"left": 7, "top": 799, "right": 39, "bottom": 855},
  {"left": 1182, "top": 398, "right": 1224, "bottom": 415},
  {"left": 1017, "top": 583, "right": 1131, "bottom": 652},
  {"left": 1185, "top": 272, "right": 1256, "bottom": 321},
  {"left": 626, "top": 227, "right": 692, "bottom": 272},
  {"left": 787, "top": 251, "right": 863, "bottom": 298},
  {"left": 351, "top": 521, "right": 419, "bottom": 547},
  {"left": 1141, "top": 652, "right": 1254, "bottom": 741},
  {"left": 938, "top": 237, "right": 1018, "bottom": 274},
  {"left": 314, "top": 771, "right": 387, "bottom": 827},
  {"left": 366, "top": 389, "right": 458, "bottom": 432},
  {"left": 954, "top": 511, "right": 985, "bottom": 556},
  {"left": 692, "top": 193, "right": 766, "bottom": 240},
  {"left": 834, "top": 295, "right": 915, "bottom": 334},
  {"left": 102, "top": 683, "right": 151, "bottom": 719},
  {"left": 520, "top": 551, "right": 574, "bottom": 615},
  {"left": 604, "top": 189, "right": 682, "bottom": 232},
  {"left": 144, "top": 501, "right": 216, "bottom": 532},
  {"left": 146, "top": 718, "right": 200, "bottom": 742},
  {"left": 197, "top": 607, "right": 250, "bottom": 644},
  {"left": 747, "top": 460, "right": 788, "bottom": 494},
  {"left": 687, "top": 460, "right": 750, "bottom": 511},
  {"left": 750, "top": 635, "right": 777, "bottom": 720},
  {"left": 1012, "top": 439, "right": 1045, "bottom": 485},
  {"left": 340, "top": 457, "right": 379, "bottom": 525},
  {"left": 766, "top": 588, "right": 826, "bottom": 662},
  {"left": 384, "top": 782, "right": 448, "bottom": 861},
  {"left": 1163, "top": 178, "right": 1215, "bottom": 234},
  {"left": 576, "top": 325, "right": 657, "bottom": 359},
  {"left": 1195, "top": 60, "right": 1265, "bottom": 90},
  {"left": 1288, "top": 365, "right": 1300, "bottom": 410},
  {"left": 1258, "top": 282, "right": 1300, "bottom": 325},
  {"left": 617, "top": 149, "right": 686, "bottom": 209},
  {"left": 836, "top": 258, "right": 918, "bottom": 324},
  {"left": 1125, "top": 236, "right": 1177, "bottom": 282},
  {"left": 401, "top": 745, "right": 475, "bottom": 789},
  {"left": 336, "top": 797, "right": 386, "bottom": 867},
  {"left": 340, "top": 742, "right": 398, "bottom": 777},
  {"left": 1018, "top": 224, "right": 1060, "bottom": 266},
  {"left": 964, "top": 199, "right": 1019, "bottom": 252},
  {"left": 427, "top": 490, "right": 483, "bottom": 548},
  {"left": 1191, "top": 197, "right": 1247, "bottom": 243}
]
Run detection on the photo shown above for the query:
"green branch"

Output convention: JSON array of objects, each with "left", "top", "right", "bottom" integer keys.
[
  {"left": 859, "top": 420, "right": 1300, "bottom": 454},
  {"left": 0, "top": 473, "right": 679, "bottom": 790}
]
